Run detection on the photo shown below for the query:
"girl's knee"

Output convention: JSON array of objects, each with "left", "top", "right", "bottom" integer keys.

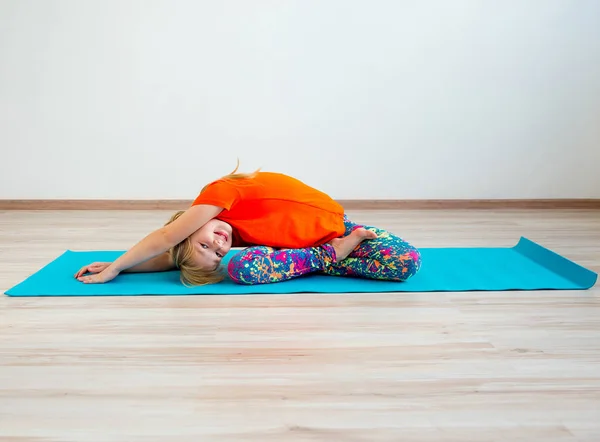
[
  {"left": 227, "top": 247, "right": 263, "bottom": 284},
  {"left": 226, "top": 252, "right": 245, "bottom": 284},
  {"left": 392, "top": 247, "right": 422, "bottom": 281}
]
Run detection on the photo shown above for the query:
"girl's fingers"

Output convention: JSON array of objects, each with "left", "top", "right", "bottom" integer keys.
[
  {"left": 76, "top": 263, "right": 114, "bottom": 283},
  {"left": 75, "top": 262, "right": 113, "bottom": 279},
  {"left": 74, "top": 263, "right": 102, "bottom": 278}
]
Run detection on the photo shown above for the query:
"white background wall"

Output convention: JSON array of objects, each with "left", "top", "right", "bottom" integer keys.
[{"left": 1, "top": 0, "right": 599, "bottom": 200}]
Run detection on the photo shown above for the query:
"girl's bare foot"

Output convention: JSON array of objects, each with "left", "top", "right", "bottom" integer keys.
[{"left": 330, "top": 228, "right": 378, "bottom": 262}]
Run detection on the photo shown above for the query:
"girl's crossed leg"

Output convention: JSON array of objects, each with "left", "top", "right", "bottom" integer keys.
[{"left": 227, "top": 217, "right": 421, "bottom": 285}]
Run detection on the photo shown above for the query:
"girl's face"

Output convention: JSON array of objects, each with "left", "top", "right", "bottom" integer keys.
[{"left": 189, "top": 219, "right": 233, "bottom": 270}]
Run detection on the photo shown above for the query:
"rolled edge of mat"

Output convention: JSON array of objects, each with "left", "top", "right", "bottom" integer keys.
[{"left": 513, "top": 237, "right": 598, "bottom": 289}]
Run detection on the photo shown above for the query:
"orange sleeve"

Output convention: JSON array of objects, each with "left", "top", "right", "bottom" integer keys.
[{"left": 191, "top": 180, "right": 239, "bottom": 210}]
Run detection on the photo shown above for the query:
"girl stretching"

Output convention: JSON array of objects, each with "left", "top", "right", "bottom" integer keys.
[{"left": 75, "top": 168, "right": 422, "bottom": 286}]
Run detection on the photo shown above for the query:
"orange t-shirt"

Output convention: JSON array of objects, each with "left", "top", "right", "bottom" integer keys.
[{"left": 191, "top": 172, "right": 346, "bottom": 248}]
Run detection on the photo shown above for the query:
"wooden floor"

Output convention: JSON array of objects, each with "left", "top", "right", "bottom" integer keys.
[{"left": 1, "top": 209, "right": 599, "bottom": 442}]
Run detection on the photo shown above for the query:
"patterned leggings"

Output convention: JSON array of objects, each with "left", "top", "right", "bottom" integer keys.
[{"left": 227, "top": 217, "right": 421, "bottom": 285}]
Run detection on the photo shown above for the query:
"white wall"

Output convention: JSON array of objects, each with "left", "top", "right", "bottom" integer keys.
[{"left": 1, "top": 0, "right": 599, "bottom": 200}]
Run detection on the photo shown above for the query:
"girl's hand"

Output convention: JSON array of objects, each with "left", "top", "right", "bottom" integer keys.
[
  {"left": 75, "top": 263, "right": 120, "bottom": 284},
  {"left": 74, "top": 262, "right": 112, "bottom": 278}
]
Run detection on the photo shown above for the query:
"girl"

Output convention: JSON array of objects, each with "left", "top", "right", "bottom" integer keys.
[{"left": 75, "top": 167, "right": 422, "bottom": 286}]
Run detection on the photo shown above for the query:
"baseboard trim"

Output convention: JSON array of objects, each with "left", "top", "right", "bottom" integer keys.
[{"left": 1, "top": 199, "right": 599, "bottom": 210}]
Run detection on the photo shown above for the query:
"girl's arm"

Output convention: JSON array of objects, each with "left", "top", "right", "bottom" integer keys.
[
  {"left": 123, "top": 251, "right": 174, "bottom": 272},
  {"left": 75, "top": 251, "right": 175, "bottom": 278},
  {"left": 76, "top": 204, "right": 223, "bottom": 284}
]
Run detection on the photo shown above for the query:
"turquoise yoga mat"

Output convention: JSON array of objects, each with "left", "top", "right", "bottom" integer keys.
[{"left": 4, "top": 237, "right": 597, "bottom": 297}]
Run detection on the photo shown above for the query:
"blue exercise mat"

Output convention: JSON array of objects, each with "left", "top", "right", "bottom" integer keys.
[{"left": 4, "top": 237, "right": 596, "bottom": 297}]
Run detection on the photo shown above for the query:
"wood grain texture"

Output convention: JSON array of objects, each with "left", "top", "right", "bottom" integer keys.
[
  {"left": 0, "top": 209, "right": 599, "bottom": 441},
  {"left": 1, "top": 199, "right": 600, "bottom": 210}
]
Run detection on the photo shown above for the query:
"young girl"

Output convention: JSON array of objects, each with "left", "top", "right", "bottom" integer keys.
[{"left": 75, "top": 167, "right": 422, "bottom": 286}]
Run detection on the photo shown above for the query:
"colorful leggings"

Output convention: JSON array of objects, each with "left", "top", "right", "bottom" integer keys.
[{"left": 227, "top": 216, "right": 422, "bottom": 285}]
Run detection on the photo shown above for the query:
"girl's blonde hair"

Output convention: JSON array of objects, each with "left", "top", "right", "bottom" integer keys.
[{"left": 167, "top": 160, "right": 260, "bottom": 286}]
